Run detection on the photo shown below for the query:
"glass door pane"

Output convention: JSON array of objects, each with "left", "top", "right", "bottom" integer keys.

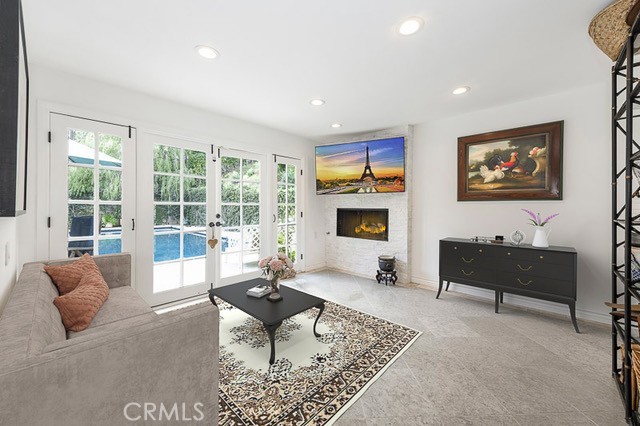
[
  {"left": 152, "top": 145, "right": 207, "bottom": 293},
  {"left": 218, "top": 151, "right": 265, "bottom": 284},
  {"left": 136, "top": 132, "right": 213, "bottom": 306},
  {"left": 274, "top": 157, "right": 302, "bottom": 268},
  {"left": 49, "top": 114, "right": 134, "bottom": 261}
]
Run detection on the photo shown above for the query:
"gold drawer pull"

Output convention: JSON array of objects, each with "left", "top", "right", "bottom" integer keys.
[
  {"left": 507, "top": 252, "right": 511, "bottom": 256},
  {"left": 479, "top": 249, "right": 483, "bottom": 253},
  {"left": 539, "top": 256, "right": 544, "bottom": 259},
  {"left": 461, "top": 269, "right": 474, "bottom": 276},
  {"left": 462, "top": 257, "right": 474, "bottom": 263},
  {"left": 454, "top": 246, "right": 458, "bottom": 250},
  {"left": 517, "top": 278, "right": 532, "bottom": 286},
  {"left": 517, "top": 264, "right": 532, "bottom": 271}
]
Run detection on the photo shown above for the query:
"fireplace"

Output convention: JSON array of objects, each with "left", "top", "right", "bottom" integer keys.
[{"left": 336, "top": 208, "right": 389, "bottom": 241}]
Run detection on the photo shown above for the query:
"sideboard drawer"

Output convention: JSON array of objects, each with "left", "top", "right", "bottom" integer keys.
[
  {"left": 441, "top": 264, "right": 495, "bottom": 282},
  {"left": 500, "top": 272, "right": 573, "bottom": 298},
  {"left": 498, "top": 259, "right": 574, "bottom": 281},
  {"left": 441, "top": 242, "right": 495, "bottom": 265},
  {"left": 498, "top": 248, "right": 574, "bottom": 266}
]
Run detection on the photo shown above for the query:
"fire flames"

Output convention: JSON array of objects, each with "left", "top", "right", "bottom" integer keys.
[{"left": 354, "top": 223, "right": 387, "bottom": 235}]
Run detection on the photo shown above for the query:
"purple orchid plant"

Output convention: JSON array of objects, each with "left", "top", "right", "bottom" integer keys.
[{"left": 522, "top": 209, "right": 559, "bottom": 227}]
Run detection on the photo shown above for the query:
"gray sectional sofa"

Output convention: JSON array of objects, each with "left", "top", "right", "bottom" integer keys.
[{"left": 0, "top": 253, "right": 219, "bottom": 426}]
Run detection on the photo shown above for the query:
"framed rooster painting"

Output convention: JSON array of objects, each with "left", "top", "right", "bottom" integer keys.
[{"left": 457, "top": 121, "right": 563, "bottom": 201}]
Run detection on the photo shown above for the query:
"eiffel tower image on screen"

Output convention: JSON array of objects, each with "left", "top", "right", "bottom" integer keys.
[{"left": 360, "top": 146, "right": 376, "bottom": 181}]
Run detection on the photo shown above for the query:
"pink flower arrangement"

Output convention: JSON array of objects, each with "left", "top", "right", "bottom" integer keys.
[
  {"left": 259, "top": 253, "right": 295, "bottom": 281},
  {"left": 522, "top": 209, "right": 559, "bottom": 227}
]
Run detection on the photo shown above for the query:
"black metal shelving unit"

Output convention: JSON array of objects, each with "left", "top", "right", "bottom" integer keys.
[{"left": 612, "top": 16, "right": 640, "bottom": 426}]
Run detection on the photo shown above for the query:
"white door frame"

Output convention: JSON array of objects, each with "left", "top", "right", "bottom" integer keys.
[
  {"left": 272, "top": 155, "right": 305, "bottom": 271},
  {"left": 215, "top": 147, "right": 270, "bottom": 287},
  {"left": 136, "top": 130, "right": 215, "bottom": 306},
  {"left": 48, "top": 113, "right": 136, "bottom": 260}
]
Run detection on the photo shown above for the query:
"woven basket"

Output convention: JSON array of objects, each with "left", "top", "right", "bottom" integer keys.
[
  {"left": 589, "top": 0, "right": 636, "bottom": 61},
  {"left": 631, "top": 345, "right": 640, "bottom": 410}
]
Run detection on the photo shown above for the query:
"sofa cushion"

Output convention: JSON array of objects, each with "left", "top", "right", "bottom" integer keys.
[
  {"left": 0, "top": 263, "right": 67, "bottom": 361},
  {"left": 53, "top": 269, "right": 110, "bottom": 332},
  {"left": 67, "top": 286, "right": 154, "bottom": 338},
  {"left": 44, "top": 253, "right": 100, "bottom": 295}
]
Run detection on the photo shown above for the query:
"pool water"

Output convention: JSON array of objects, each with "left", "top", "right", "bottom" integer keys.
[
  {"left": 97, "top": 232, "right": 206, "bottom": 261},
  {"left": 153, "top": 232, "right": 206, "bottom": 261}
]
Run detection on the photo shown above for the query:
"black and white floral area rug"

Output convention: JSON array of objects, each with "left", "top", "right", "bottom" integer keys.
[{"left": 217, "top": 299, "right": 421, "bottom": 425}]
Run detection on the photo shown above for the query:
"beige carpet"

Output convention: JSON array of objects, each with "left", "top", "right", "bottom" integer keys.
[{"left": 217, "top": 300, "right": 421, "bottom": 425}]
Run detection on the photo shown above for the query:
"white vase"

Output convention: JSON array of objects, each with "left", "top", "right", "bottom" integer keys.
[{"left": 532, "top": 226, "right": 550, "bottom": 248}]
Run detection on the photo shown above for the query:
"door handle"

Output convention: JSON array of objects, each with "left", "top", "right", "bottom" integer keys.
[
  {"left": 209, "top": 221, "right": 222, "bottom": 227},
  {"left": 273, "top": 214, "right": 276, "bottom": 223}
]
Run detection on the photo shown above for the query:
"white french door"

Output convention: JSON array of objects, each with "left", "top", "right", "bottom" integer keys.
[
  {"left": 136, "top": 133, "right": 215, "bottom": 306},
  {"left": 49, "top": 114, "right": 136, "bottom": 260},
  {"left": 273, "top": 156, "right": 304, "bottom": 270},
  {"left": 215, "top": 149, "right": 267, "bottom": 286}
]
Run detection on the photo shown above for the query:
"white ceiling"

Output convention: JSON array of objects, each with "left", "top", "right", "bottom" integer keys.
[{"left": 23, "top": 0, "right": 611, "bottom": 139}]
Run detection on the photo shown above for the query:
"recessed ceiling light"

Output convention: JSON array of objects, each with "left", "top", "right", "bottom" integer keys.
[
  {"left": 195, "top": 45, "right": 219, "bottom": 59},
  {"left": 397, "top": 17, "right": 424, "bottom": 36},
  {"left": 452, "top": 86, "right": 470, "bottom": 95},
  {"left": 310, "top": 99, "right": 325, "bottom": 106},
  {"left": 331, "top": 123, "right": 342, "bottom": 128}
]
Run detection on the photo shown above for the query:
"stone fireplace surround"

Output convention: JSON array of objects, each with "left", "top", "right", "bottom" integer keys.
[{"left": 320, "top": 126, "right": 412, "bottom": 284}]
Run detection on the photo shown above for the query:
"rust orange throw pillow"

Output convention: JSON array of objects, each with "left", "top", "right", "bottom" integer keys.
[
  {"left": 44, "top": 253, "right": 100, "bottom": 295},
  {"left": 53, "top": 269, "right": 110, "bottom": 332}
]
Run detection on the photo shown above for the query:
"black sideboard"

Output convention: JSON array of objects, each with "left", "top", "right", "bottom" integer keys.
[{"left": 437, "top": 237, "right": 579, "bottom": 333}]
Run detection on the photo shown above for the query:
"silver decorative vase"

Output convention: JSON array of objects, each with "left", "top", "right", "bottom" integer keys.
[{"left": 267, "top": 277, "right": 283, "bottom": 302}]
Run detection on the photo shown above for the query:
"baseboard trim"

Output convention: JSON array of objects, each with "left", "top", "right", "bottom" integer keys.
[
  {"left": 322, "top": 266, "right": 409, "bottom": 284},
  {"left": 302, "top": 263, "right": 328, "bottom": 273},
  {"left": 411, "top": 275, "right": 609, "bottom": 325}
]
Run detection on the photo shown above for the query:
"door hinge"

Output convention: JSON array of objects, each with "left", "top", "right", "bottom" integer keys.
[
  {"left": 48, "top": 131, "right": 52, "bottom": 143},
  {"left": 300, "top": 211, "right": 303, "bottom": 218},
  {"left": 300, "top": 169, "right": 303, "bottom": 176},
  {"left": 211, "top": 145, "right": 216, "bottom": 162},
  {"left": 217, "top": 148, "right": 221, "bottom": 159},
  {"left": 300, "top": 254, "right": 303, "bottom": 260},
  {"left": 47, "top": 217, "right": 51, "bottom": 228},
  {"left": 128, "top": 126, "right": 132, "bottom": 138},
  {"left": 273, "top": 154, "right": 277, "bottom": 163}
]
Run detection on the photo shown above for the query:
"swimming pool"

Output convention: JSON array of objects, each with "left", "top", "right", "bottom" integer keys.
[{"left": 96, "top": 228, "right": 206, "bottom": 261}]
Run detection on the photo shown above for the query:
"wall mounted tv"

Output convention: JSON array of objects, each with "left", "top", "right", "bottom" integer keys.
[{"left": 315, "top": 136, "right": 405, "bottom": 195}]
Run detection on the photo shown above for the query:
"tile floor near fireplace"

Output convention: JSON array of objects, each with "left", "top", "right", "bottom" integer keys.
[{"left": 286, "top": 270, "right": 620, "bottom": 426}]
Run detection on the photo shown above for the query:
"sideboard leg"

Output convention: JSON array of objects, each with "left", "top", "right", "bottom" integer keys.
[
  {"left": 494, "top": 292, "right": 500, "bottom": 313},
  {"left": 436, "top": 278, "right": 444, "bottom": 299},
  {"left": 499, "top": 292, "right": 504, "bottom": 304},
  {"left": 445, "top": 281, "right": 450, "bottom": 292},
  {"left": 569, "top": 302, "right": 580, "bottom": 333}
]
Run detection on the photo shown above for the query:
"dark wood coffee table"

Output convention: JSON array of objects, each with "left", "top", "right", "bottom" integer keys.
[{"left": 208, "top": 278, "right": 325, "bottom": 365}]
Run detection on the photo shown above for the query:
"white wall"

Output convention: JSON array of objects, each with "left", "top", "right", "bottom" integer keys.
[
  {"left": 411, "top": 82, "right": 611, "bottom": 322},
  {"left": 17, "top": 65, "right": 326, "bottom": 275},
  {"left": 0, "top": 218, "right": 17, "bottom": 312}
]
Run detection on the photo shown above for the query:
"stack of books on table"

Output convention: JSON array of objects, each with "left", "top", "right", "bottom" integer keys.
[{"left": 246, "top": 284, "right": 270, "bottom": 298}]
